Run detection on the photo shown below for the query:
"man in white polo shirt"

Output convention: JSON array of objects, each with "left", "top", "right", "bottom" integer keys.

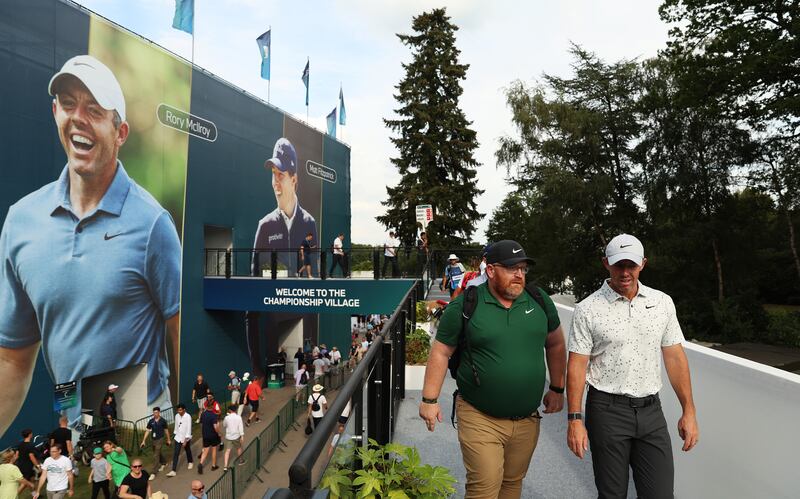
[{"left": 566, "top": 234, "right": 699, "bottom": 499}]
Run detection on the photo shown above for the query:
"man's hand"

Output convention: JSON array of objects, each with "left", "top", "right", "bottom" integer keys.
[
  {"left": 67, "top": 490, "right": 73, "bottom": 497},
  {"left": 542, "top": 390, "right": 564, "bottom": 413},
  {"left": 567, "top": 420, "right": 589, "bottom": 459},
  {"left": 419, "top": 402, "right": 442, "bottom": 432},
  {"left": 678, "top": 412, "right": 699, "bottom": 451}
]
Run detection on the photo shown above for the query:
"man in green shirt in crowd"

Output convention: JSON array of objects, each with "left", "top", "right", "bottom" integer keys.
[{"left": 419, "top": 240, "right": 567, "bottom": 499}]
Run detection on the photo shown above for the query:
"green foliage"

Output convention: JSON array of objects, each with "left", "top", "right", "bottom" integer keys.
[
  {"left": 378, "top": 8, "right": 483, "bottom": 248},
  {"left": 406, "top": 327, "right": 431, "bottom": 365},
  {"left": 321, "top": 440, "right": 456, "bottom": 499},
  {"left": 764, "top": 309, "right": 800, "bottom": 348},
  {"left": 415, "top": 301, "right": 431, "bottom": 322}
]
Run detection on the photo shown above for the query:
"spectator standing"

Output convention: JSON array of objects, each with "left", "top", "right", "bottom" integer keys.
[
  {"left": 117, "top": 458, "right": 150, "bottom": 499},
  {"left": 49, "top": 417, "right": 73, "bottom": 462},
  {"left": 99, "top": 395, "right": 116, "bottom": 428},
  {"left": 322, "top": 354, "right": 331, "bottom": 374},
  {"left": 166, "top": 404, "right": 193, "bottom": 477},
  {"left": 197, "top": 409, "right": 221, "bottom": 474},
  {"left": 102, "top": 441, "right": 129, "bottom": 495},
  {"left": 237, "top": 373, "right": 250, "bottom": 417},
  {"left": 0, "top": 449, "right": 34, "bottom": 499},
  {"left": 226, "top": 371, "right": 241, "bottom": 407},
  {"left": 299, "top": 232, "right": 316, "bottom": 278},
  {"left": 189, "top": 480, "right": 207, "bottom": 499},
  {"left": 293, "top": 348, "right": 304, "bottom": 371},
  {"left": 307, "top": 385, "right": 328, "bottom": 431},
  {"left": 382, "top": 231, "right": 400, "bottom": 278},
  {"left": 34, "top": 445, "right": 73, "bottom": 499},
  {"left": 191, "top": 374, "right": 209, "bottom": 424},
  {"left": 416, "top": 232, "right": 429, "bottom": 276},
  {"left": 222, "top": 406, "right": 245, "bottom": 472},
  {"left": 440, "top": 254, "right": 465, "bottom": 297},
  {"left": 87, "top": 447, "right": 111, "bottom": 499},
  {"left": 15, "top": 429, "right": 39, "bottom": 488},
  {"left": 329, "top": 232, "right": 346, "bottom": 277},
  {"left": 312, "top": 354, "right": 325, "bottom": 380},
  {"left": 330, "top": 347, "right": 342, "bottom": 366},
  {"left": 140, "top": 407, "right": 170, "bottom": 480},
  {"left": 294, "top": 363, "right": 309, "bottom": 401},
  {"left": 244, "top": 376, "right": 264, "bottom": 427},
  {"left": 104, "top": 384, "right": 119, "bottom": 412},
  {"left": 277, "top": 347, "right": 288, "bottom": 367}
]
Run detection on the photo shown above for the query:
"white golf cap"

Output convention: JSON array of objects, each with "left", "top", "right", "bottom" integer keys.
[
  {"left": 108, "top": 384, "right": 119, "bottom": 390},
  {"left": 228, "top": 371, "right": 236, "bottom": 377},
  {"left": 48, "top": 55, "right": 126, "bottom": 121},
  {"left": 447, "top": 254, "right": 459, "bottom": 261},
  {"left": 605, "top": 234, "right": 644, "bottom": 266}
]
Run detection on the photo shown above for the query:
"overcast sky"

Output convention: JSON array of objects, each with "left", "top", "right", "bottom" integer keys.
[{"left": 75, "top": 0, "right": 669, "bottom": 244}]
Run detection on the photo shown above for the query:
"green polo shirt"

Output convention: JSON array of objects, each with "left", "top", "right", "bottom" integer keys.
[{"left": 436, "top": 283, "right": 561, "bottom": 418}]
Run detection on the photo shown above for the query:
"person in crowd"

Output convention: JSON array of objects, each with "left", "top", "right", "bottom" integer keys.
[
  {"left": 188, "top": 480, "right": 207, "bottom": 499},
  {"left": 416, "top": 232, "right": 429, "bottom": 276},
  {"left": 203, "top": 391, "right": 221, "bottom": 416},
  {"left": 294, "top": 363, "right": 309, "bottom": 401},
  {"left": 104, "top": 384, "right": 119, "bottom": 412},
  {"left": 166, "top": 404, "right": 193, "bottom": 477},
  {"left": 0, "top": 449, "right": 34, "bottom": 499},
  {"left": 15, "top": 429, "right": 39, "bottom": 488},
  {"left": 329, "top": 232, "right": 346, "bottom": 277},
  {"left": 117, "top": 458, "right": 150, "bottom": 499},
  {"left": 312, "top": 353, "right": 326, "bottom": 380},
  {"left": 87, "top": 447, "right": 111, "bottom": 499},
  {"left": 140, "top": 407, "right": 170, "bottom": 480},
  {"left": 293, "top": 348, "right": 304, "bottom": 370},
  {"left": 567, "top": 234, "right": 699, "bottom": 498},
  {"left": 298, "top": 232, "right": 316, "bottom": 278},
  {"left": 49, "top": 417, "right": 73, "bottom": 463},
  {"left": 420, "top": 240, "right": 566, "bottom": 498},
  {"left": 34, "top": 444, "right": 73, "bottom": 498},
  {"left": 349, "top": 340, "right": 359, "bottom": 368},
  {"left": 382, "top": 231, "right": 400, "bottom": 278},
  {"left": 101, "top": 441, "right": 129, "bottom": 496},
  {"left": 440, "top": 254, "right": 465, "bottom": 297},
  {"left": 322, "top": 352, "right": 331, "bottom": 374},
  {"left": 222, "top": 406, "right": 245, "bottom": 472},
  {"left": 100, "top": 395, "right": 116, "bottom": 428},
  {"left": 197, "top": 406, "right": 221, "bottom": 474},
  {"left": 330, "top": 346, "right": 342, "bottom": 366},
  {"left": 244, "top": 376, "right": 264, "bottom": 427},
  {"left": 237, "top": 373, "right": 250, "bottom": 417},
  {"left": 191, "top": 374, "right": 209, "bottom": 424},
  {"left": 277, "top": 347, "right": 288, "bottom": 367},
  {"left": 226, "top": 371, "right": 241, "bottom": 408},
  {"left": 307, "top": 384, "right": 328, "bottom": 431}
]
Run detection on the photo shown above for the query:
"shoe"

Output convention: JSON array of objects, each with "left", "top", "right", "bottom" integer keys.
[
  {"left": 158, "top": 464, "right": 166, "bottom": 472},
  {"left": 187, "top": 463, "right": 194, "bottom": 470},
  {"left": 245, "top": 421, "right": 250, "bottom": 427},
  {"left": 166, "top": 471, "right": 176, "bottom": 477},
  {"left": 149, "top": 474, "right": 155, "bottom": 481},
  {"left": 211, "top": 465, "right": 219, "bottom": 471},
  {"left": 198, "top": 463, "right": 203, "bottom": 474},
  {"left": 195, "top": 419, "right": 200, "bottom": 423},
  {"left": 223, "top": 467, "right": 228, "bottom": 472},
  {"left": 237, "top": 458, "right": 247, "bottom": 465},
  {"left": 255, "top": 418, "right": 261, "bottom": 423}
]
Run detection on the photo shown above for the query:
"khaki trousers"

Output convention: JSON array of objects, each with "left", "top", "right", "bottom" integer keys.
[{"left": 456, "top": 397, "right": 541, "bottom": 499}]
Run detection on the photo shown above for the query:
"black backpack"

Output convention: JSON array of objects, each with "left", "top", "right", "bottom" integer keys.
[
  {"left": 448, "top": 282, "right": 547, "bottom": 385},
  {"left": 311, "top": 394, "right": 322, "bottom": 411},
  {"left": 300, "top": 370, "right": 309, "bottom": 385}
]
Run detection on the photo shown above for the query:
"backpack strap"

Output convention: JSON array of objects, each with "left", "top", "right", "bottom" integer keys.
[
  {"left": 460, "top": 286, "right": 480, "bottom": 387},
  {"left": 524, "top": 282, "right": 548, "bottom": 318}
]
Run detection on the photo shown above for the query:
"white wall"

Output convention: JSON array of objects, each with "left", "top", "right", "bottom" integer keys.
[
  {"left": 277, "top": 318, "right": 303, "bottom": 375},
  {"left": 555, "top": 303, "right": 800, "bottom": 499},
  {"left": 82, "top": 363, "right": 148, "bottom": 423}
]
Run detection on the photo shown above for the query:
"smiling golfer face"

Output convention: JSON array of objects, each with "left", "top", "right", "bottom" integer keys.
[
  {"left": 52, "top": 76, "right": 128, "bottom": 181},
  {"left": 271, "top": 165, "right": 297, "bottom": 216}
]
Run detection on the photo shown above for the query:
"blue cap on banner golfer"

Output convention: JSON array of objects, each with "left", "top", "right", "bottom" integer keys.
[{"left": 265, "top": 137, "right": 297, "bottom": 175}]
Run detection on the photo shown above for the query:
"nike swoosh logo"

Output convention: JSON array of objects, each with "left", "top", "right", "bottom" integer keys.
[
  {"left": 646, "top": 305, "right": 655, "bottom": 309},
  {"left": 104, "top": 232, "right": 123, "bottom": 240},
  {"left": 620, "top": 244, "right": 632, "bottom": 248},
  {"left": 525, "top": 308, "right": 535, "bottom": 314},
  {"left": 512, "top": 248, "right": 522, "bottom": 254}
]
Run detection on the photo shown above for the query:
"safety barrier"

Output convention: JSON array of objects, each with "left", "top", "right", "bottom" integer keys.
[
  {"left": 113, "top": 419, "right": 137, "bottom": 453},
  {"left": 206, "top": 466, "right": 235, "bottom": 499}
]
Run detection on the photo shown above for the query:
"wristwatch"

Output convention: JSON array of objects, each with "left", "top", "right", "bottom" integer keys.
[
  {"left": 421, "top": 397, "right": 438, "bottom": 404},
  {"left": 567, "top": 412, "right": 583, "bottom": 421},
  {"left": 549, "top": 384, "right": 565, "bottom": 394}
]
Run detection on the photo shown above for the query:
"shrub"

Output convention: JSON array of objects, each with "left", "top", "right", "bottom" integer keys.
[
  {"left": 320, "top": 439, "right": 456, "bottom": 499},
  {"left": 416, "top": 301, "right": 431, "bottom": 323},
  {"left": 765, "top": 310, "right": 800, "bottom": 348},
  {"left": 406, "top": 327, "right": 431, "bottom": 365}
]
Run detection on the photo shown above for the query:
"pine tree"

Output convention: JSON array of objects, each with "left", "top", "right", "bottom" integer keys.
[{"left": 378, "top": 8, "right": 483, "bottom": 248}]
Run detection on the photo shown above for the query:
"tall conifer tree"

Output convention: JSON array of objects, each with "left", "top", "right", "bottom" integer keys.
[{"left": 378, "top": 8, "right": 483, "bottom": 247}]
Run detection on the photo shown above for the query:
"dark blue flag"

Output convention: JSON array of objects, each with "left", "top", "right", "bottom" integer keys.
[
  {"left": 339, "top": 87, "right": 346, "bottom": 125},
  {"left": 172, "top": 0, "right": 194, "bottom": 34},
  {"left": 301, "top": 60, "right": 309, "bottom": 106},
  {"left": 256, "top": 30, "right": 271, "bottom": 80}
]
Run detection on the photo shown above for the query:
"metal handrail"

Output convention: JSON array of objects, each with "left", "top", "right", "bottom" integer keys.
[{"left": 286, "top": 283, "right": 416, "bottom": 495}]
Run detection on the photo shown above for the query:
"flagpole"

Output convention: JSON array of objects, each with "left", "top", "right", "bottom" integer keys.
[
  {"left": 339, "top": 82, "right": 344, "bottom": 142},
  {"left": 267, "top": 25, "right": 271, "bottom": 103},
  {"left": 306, "top": 56, "right": 309, "bottom": 123},
  {"left": 191, "top": 1, "right": 195, "bottom": 66}
]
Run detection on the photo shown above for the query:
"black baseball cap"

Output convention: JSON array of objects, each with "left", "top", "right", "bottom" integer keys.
[{"left": 485, "top": 240, "right": 535, "bottom": 266}]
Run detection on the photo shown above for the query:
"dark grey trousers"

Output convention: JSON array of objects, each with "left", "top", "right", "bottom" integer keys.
[{"left": 586, "top": 387, "right": 674, "bottom": 499}]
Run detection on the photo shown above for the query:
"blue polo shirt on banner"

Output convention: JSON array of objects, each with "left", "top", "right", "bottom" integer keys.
[{"left": 0, "top": 162, "right": 181, "bottom": 424}]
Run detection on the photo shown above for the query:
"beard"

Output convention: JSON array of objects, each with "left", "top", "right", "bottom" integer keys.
[{"left": 501, "top": 282, "right": 524, "bottom": 300}]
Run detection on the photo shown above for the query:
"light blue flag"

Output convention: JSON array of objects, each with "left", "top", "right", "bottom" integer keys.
[
  {"left": 301, "top": 60, "right": 309, "bottom": 106},
  {"left": 339, "top": 87, "right": 347, "bottom": 126},
  {"left": 172, "top": 0, "right": 194, "bottom": 34},
  {"left": 327, "top": 108, "right": 337, "bottom": 137},
  {"left": 256, "top": 30, "right": 271, "bottom": 80}
]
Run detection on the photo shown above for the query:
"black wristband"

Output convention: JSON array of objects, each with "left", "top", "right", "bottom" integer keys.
[
  {"left": 549, "top": 384, "right": 565, "bottom": 394},
  {"left": 567, "top": 412, "right": 583, "bottom": 421},
  {"left": 421, "top": 397, "right": 438, "bottom": 404}
]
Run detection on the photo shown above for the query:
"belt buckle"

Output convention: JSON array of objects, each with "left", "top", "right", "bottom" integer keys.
[{"left": 628, "top": 397, "right": 646, "bottom": 408}]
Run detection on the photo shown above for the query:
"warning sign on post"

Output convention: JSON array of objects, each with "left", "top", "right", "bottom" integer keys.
[{"left": 415, "top": 204, "right": 433, "bottom": 228}]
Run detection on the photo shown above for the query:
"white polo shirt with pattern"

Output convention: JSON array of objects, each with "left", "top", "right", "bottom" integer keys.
[{"left": 568, "top": 280, "right": 685, "bottom": 398}]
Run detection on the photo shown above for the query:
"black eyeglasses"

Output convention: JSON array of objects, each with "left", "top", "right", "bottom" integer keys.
[
  {"left": 131, "top": 465, "right": 142, "bottom": 468},
  {"left": 491, "top": 264, "right": 529, "bottom": 275},
  {"left": 192, "top": 486, "right": 205, "bottom": 491}
]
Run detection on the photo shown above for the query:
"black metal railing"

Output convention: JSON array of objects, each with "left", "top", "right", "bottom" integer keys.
[{"left": 264, "top": 283, "right": 416, "bottom": 497}]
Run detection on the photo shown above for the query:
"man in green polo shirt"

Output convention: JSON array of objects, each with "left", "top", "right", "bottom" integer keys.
[{"left": 420, "top": 240, "right": 566, "bottom": 499}]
